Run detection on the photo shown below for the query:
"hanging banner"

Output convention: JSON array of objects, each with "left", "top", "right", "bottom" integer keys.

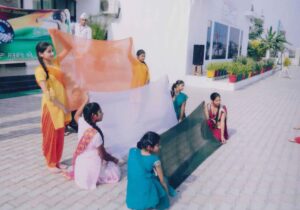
[{"left": 0, "top": 5, "right": 71, "bottom": 63}]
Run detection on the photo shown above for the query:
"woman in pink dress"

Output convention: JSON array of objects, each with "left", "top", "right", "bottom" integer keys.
[
  {"left": 65, "top": 101, "right": 121, "bottom": 190},
  {"left": 204, "top": 92, "right": 229, "bottom": 144}
]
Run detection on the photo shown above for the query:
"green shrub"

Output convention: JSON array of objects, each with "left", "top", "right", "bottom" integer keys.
[
  {"left": 247, "top": 40, "right": 266, "bottom": 61},
  {"left": 206, "top": 63, "right": 217, "bottom": 71},
  {"left": 238, "top": 63, "right": 246, "bottom": 75},
  {"left": 227, "top": 62, "right": 239, "bottom": 75},
  {"left": 89, "top": 22, "right": 106, "bottom": 40},
  {"left": 253, "top": 61, "right": 263, "bottom": 73},
  {"left": 266, "top": 58, "right": 275, "bottom": 68},
  {"left": 234, "top": 56, "right": 248, "bottom": 65},
  {"left": 246, "top": 63, "right": 253, "bottom": 74}
]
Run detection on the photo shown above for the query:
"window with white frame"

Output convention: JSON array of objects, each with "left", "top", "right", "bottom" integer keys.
[
  {"left": 239, "top": 30, "right": 243, "bottom": 56},
  {"left": 205, "top": 21, "right": 243, "bottom": 60},
  {"left": 212, "top": 22, "right": 228, "bottom": 59},
  {"left": 205, "top": 21, "right": 212, "bottom": 60},
  {"left": 32, "top": 0, "right": 76, "bottom": 21},
  {"left": 0, "top": 0, "right": 23, "bottom": 8}
]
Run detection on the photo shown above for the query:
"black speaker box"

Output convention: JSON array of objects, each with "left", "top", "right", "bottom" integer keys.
[{"left": 192, "top": 45, "right": 204, "bottom": 65}]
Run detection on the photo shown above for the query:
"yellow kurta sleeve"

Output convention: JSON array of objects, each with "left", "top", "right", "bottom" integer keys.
[
  {"left": 145, "top": 66, "right": 150, "bottom": 84},
  {"left": 35, "top": 66, "right": 47, "bottom": 83},
  {"left": 35, "top": 65, "right": 71, "bottom": 129}
]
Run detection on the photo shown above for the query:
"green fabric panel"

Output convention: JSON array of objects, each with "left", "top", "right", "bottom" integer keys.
[
  {"left": 0, "top": 89, "right": 41, "bottom": 99},
  {"left": 0, "top": 27, "right": 53, "bottom": 61},
  {"left": 159, "top": 102, "right": 221, "bottom": 188}
]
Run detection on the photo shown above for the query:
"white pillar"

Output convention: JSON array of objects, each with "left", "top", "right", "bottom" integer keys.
[{"left": 23, "top": 0, "right": 33, "bottom": 9}]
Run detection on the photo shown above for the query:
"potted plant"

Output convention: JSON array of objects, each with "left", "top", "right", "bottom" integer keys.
[
  {"left": 254, "top": 62, "right": 261, "bottom": 75},
  {"left": 255, "top": 61, "right": 263, "bottom": 75},
  {"left": 206, "top": 63, "right": 217, "bottom": 78},
  {"left": 267, "top": 58, "right": 275, "bottom": 71},
  {"left": 234, "top": 56, "right": 248, "bottom": 65},
  {"left": 261, "top": 60, "right": 268, "bottom": 73},
  {"left": 214, "top": 63, "right": 222, "bottom": 77},
  {"left": 214, "top": 68, "right": 220, "bottom": 77},
  {"left": 89, "top": 22, "right": 106, "bottom": 40},
  {"left": 221, "top": 63, "right": 229, "bottom": 76},
  {"left": 246, "top": 63, "right": 253, "bottom": 78},
  {"left": 224, "top": 63, "right": 229, "bottom": 75},
  {"left": 227, "top": 63, "right": 238, "bottom": 83},
  {"left": 216, "top": 63, "right": 222, "bottom": 76},
  {"left": 246, "top": 59, "right": 255, "bottom": 77},
  {"left": 240, "top": 64, "right": 247, "bottom": 80}
]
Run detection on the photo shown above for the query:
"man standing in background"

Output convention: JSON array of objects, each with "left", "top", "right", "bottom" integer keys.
[{"left": 72, "top": 12, "right": 92, "bottom": 39}]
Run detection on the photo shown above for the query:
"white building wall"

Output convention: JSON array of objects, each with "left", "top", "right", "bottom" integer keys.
[
  {"left": 76, "top": 0, "right": 100, "bottom": 22},
  {"left": 109, "top": 0, "right": 254, "bottom": 80},
  {"left": 186, "top": 0, "right": 252, "bottom": 74},
  {"left": 23, "top": 0, "right": 33, "bottom": 9},
  {"left": 21, "top": 0, "right": 300, "bottom": 72},
  {"left": 109, "top": 0, "right": 191, "bottom": 83}
]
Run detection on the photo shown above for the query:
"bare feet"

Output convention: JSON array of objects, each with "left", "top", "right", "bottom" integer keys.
[
  {"left": 221, "top": 137, "right": 226, "bottom": 144},
  {"left": 57, "top": 163, "right": 68, "bottom": 170},
  {"left": 62, "top": 171, "right": 72, "bottom": 180},
  {"left": 48, "top": 167, "right": 62, "bottom": 174},
  {"left": 117, "top": 158, "right": 126, "bottom": 167}
]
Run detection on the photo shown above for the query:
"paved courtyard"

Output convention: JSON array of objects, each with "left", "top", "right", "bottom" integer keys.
[{"left": 0, "top": 67, "right": 300, "bottom": 210}]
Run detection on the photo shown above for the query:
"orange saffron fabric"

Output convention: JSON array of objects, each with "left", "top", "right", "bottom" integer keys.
[
  {"left": 48, "top": 30, "right": 150, "bottom": 110},
  {"left": 41, "top": 105, "right": 65, "bottom": 167}
]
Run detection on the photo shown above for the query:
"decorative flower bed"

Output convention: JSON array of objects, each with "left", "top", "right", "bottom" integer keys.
[
  {"left": 206, "top": 57, "right": 275, "bottom": 83},
  {"left": 206, "top": 62, "right": 228, "bottom": 80}
]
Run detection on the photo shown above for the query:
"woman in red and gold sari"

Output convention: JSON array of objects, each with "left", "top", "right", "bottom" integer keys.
[
  {"left": 204, "top": 92, "right": 229, "bottom": 144},
  {"left": 35, "top": 29, "right": 72, "bottom": 173}
]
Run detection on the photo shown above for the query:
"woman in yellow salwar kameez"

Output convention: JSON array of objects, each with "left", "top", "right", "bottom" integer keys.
[
  {"left": 35, "top": 29, "right": 72, "bottom": 173},
  {"left": 131, "top": 49, "right": 150, "bottom": 88}
]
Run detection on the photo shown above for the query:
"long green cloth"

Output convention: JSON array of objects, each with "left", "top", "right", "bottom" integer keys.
[{"left": 159, "top": 102, "right": 221, "bottom": 188}]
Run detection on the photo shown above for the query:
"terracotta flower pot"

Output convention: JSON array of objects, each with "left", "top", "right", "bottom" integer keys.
[
  {"left": 229, "top": 74, "right": 237, "bottom": 83},
  {"left": 214, "top": 70, "right": 220, "bottom": 77}
]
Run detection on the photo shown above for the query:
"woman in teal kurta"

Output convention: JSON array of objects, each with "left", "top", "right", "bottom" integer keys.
[
  {"left": 126, "top": 132, "right": 175, "bottom": 210},
  {"left": 171, "top": 80, "right": 188, "bottom": 122}
]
